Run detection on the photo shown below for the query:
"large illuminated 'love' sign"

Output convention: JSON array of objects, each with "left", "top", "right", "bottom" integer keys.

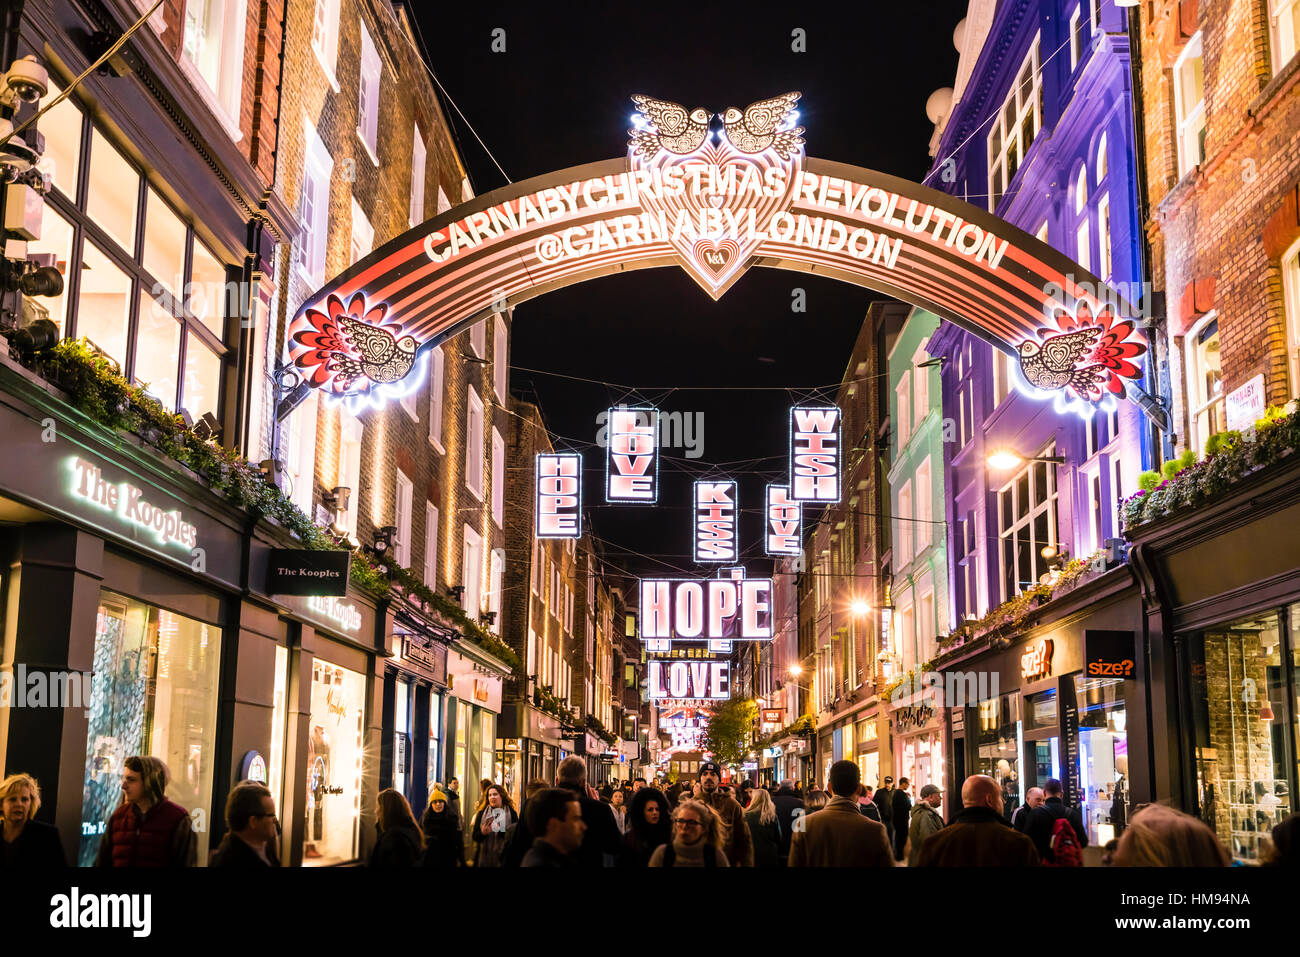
[{"left": 605, "top": 407, "right": 659, "bottom": 502}]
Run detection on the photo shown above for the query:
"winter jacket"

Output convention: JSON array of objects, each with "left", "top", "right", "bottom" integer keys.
[
  {"left": 210, "top": 833, "right": 279, "bottom": 867},
  {"left": 1018, "top": 797, "right": 1087, "bottom": 863},
  {"left": 471, "top": 805, "right": 517, "bottom": 867},
  {"left": 421, "top": 805, "right": 464, "bottom": 867},
  {"left": 744, "top": 809, "right": 782, "bottom": 868},
  {"left": 505, "top": 786, "right": 622, "bottom": 867},
  {"left": 890, "top": 790, "right": 913, "bottom": 858},
  {"left": 859, "top": 801, "right": 882, "bottom": 823},
  {"left": 698, "top": 789, "right": 754, "bottom": 866},
  {"left": 915, "top": 805, "right": 1040, "bottom": 867},
  {"left": 0, "top": 819, "right": 67, "bottom": 868},
  {"left": 873, "top": 786, "right": 893, "bottom": 822},
  {"left": 97, "top": 799, "right": 195, "bottom": 868},
  {"left": 788, "top": 795, "right": 894, "bottom": 867},
  {"left": 907, "top": 802, "right": 945, "bottom": 867},
  {"left": 770, "top": 787, "right": 805, "bottom": 865},
  {"left": 521, "top": 837, "right": 576, "bottom": 867},
  {"left": 622, "top": 789, "right": 672, "bottom": 867},
  {"left": 369, "top": 822, "right": 423, "bottom": 867},
  {"left": 648, "top": 839, "right": 729, "bottom": 867}
]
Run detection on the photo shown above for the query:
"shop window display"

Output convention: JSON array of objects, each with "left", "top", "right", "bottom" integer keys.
[
  {"left": 79, "top": 591, "right": 220, "bottom": 866},
  {"left": 1188, "top": 611, "right": 1291, "bottom": 863},
  {"left": 1073, "top": 674, "right": 1129, "bottom": 846},
  {"left": 303, "top": 660, "right": 365, "bottom": 866},
  {"left": 975, "top": 692, "right": 1021, "bottom": 818}
]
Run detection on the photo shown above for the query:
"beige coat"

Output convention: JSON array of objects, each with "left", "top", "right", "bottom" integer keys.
[{"left": 788, "top": 795, "right": 895, "bottom": 867}]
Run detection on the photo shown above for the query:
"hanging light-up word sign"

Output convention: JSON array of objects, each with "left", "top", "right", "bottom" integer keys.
[
  {"left": 640, "top": 578, "right": 773, "bottom": 640},
  {"left": 605, "top": 407, "right": 659, "bottom": 502},
  {"left": 765, "top": 484, "right": 802, "bottom": 554},
  {"left": 649, "top": 660, "right": 731, "bottom": 700},
  {"left": 790, "top": 406, "right": 841, "bottom": 502},
  {"left": 660, "top": 710, "right": 707, "bottom": 748},
  {"left": 694, "top": 480, "right": 737, "bottom": 562},
  {"left": 68, "top": 457, "right": 198, "bottom": 551},
  {"left": 536, "top": 453, "right": 582, "bottom": 538}
]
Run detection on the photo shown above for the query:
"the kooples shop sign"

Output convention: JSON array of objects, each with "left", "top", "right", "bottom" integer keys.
[
  {"left": 649, "top": 660, "right": 730, "bottom": 699},
  {"left": 536, "top": 453, "right": 582, "bottom": 538},
  {"left": 640, "top": 578, "right": 772, "bottom": 640},
  {"left": 267, "top": 549, "right": 349, "bottom": 596},
  {"left": 694, "top": 480, "right": 737, "bottom": 562},
  {"left": 68, "top": 457, "right": 198, "bottom": 550}
]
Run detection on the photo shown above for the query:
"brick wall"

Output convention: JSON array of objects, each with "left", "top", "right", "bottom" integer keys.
[{"left": 1140, "top": 0, "right": 1300, "bottom": 450}]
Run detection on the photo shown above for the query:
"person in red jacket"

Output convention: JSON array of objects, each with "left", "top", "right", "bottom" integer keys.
[{"left": 96, "top": 756, "right": 196, "bottom": 867}]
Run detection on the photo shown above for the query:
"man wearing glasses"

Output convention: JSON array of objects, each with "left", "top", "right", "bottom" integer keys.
[{"left": 210, "top": 781, "right": 280, "bottom": 868}]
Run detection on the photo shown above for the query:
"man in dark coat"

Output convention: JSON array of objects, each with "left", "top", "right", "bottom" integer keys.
[
  {"left": 890, "top": 777, "right": 913, "bottom": 860},
  {"left": 916, "top": 775, "right": 1040, "bottom": 867},
  {"left": 1018, "top": 778, "right": 1087, "bottom": 863},
  {"left": 788, "top": 761, "right": 893, "bottom": 867},
  {"left": 521, "top": 788, "right": 585, "bottom": 867},
  {"left": 873, "top": 776, "right": 895, "bottom": 845},
  {"left": 507, "top": 757, "right": 622, "bottom": 866},
  {"left": 210, "top": 781, "right": 280, "bottom": 867},
  {"left": 770, "top": 780, "right": 805, "bottom": 866}
]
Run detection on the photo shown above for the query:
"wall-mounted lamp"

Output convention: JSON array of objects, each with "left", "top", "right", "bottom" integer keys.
[
  {"left": 448, "top": 584, "right": 465, "bottom": 602},
  {"left": 323, "top": 486, "right": 351, "bottom": 513},
  {"left": 987, "top": 450, "right": 1066, "bottom": 470},
  {"left": 372, "top": 525, "right": 398, "bottom": 558}
]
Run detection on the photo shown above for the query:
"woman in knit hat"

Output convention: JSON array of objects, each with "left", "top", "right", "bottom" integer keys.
[{"left": 421, "top": 787, "right": 464, "bottom": 867}]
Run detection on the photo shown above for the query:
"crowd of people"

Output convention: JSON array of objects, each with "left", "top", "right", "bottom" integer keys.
[{"left": 3, "top": 758, "right": 1298, "bottom": 868}]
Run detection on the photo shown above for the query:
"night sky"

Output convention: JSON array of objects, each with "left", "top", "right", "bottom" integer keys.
[{"left": 415, "top": 1, "right": 968, "bottom": 584}]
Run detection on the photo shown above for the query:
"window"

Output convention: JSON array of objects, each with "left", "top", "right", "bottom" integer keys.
[
  {"left": 527, "top": 628, "right": 537, "bottom": 674},
  {"left": 954, "top": 510, "right": 982, "bottom": 618},
  {"left": 1174, "top": 33, "right": 1206, "bottom": 179},
  {"left": 993, "top": 347, "right": 1011, "bottom": 407},
  {"left": 531, "top": 540, "right": 541, "bottom": 595},
  {"left": 311, "top": 0, "right": 341, "bottom": 83},
  {"left": 491, "top": 428, "right": 505, "bottom": 528},
  {"left": 488, "top": 549, "right": 505, "bottom": 634},
  {"left": 1096, "top": 193, "right": 1112, "bottom": 280},
  {"left": 987, "top": 34, "right": 1043, "bottom": 210},
  {"left": 1036, "top": 219, "right": 1049, "bottom": 244},
  {"left": 357, "top": 20, "right": 381, "bottom": 162},
  {"left": 424, "top": 502, "right": 439, "bottom": 587},
  {"left": 897, "top": 480, "right": 914, "bottom": 567},
  {"left": 181, "top": 0, "right": 246, "bottom": 134},
  {"left": 1070, "top": 5, "right": 1084, "bottom": 71},
  {"left": 896, "top": 371, "right": 912, "bottom": 448},
  {"left": 350, "top": 198, "right": 373, "bottom": 265},
  {"left": 285, "top": 392, "right": 318, "bottom": 514},
  {"left": 29, "top": 91, "right": 230, "bottom": 422},
  {"left": 298, "top": 119, "right": 333, "bottom": 285},
  {"left": 466, "top": 387, "right": 484, "bottom": 499},
  {"left": 913, "top": 346, "right": 930, "bottom": 431},
  {"left": 1085, "top": 465, "right": 1103, "bottom": 554},
  {"left": 1187, "top": 314, "right": 1226, "bottom": 456},
  {"left": 410, "top": 125, "right": 427, "bottom": 227},
  {"left": 915, "top": 457, "right": 932, "bottom": 552},
  {"left": 462, "top": 525, "right": 483, "bottom": 615},
  {"left": 338, "top": 410, "right": 363, "bottom": 538},
  {"left": 1074, "top": 165, "right": 1090, "bottom": 274},
  {"left": 493, "top": 314, "right": 508, "bottom": 402},
  {"left": 897, "top": 604, "right": 914, "bottom": 668},
  {"left": 917, "top": 587, "right": 935, "bottom": 663},
  {"left": 79, "top": 593, "right": 221, "bottom": 866},
  {"left": 395, "top": 469, "right": 413, "bottom": 566},
  {"left": 1270, "top": 0, "right": 1300, "bottom": 75},
  {"left": 427, "top": 346, "right": 445, "bottom": 450},
  {"left": 1095, "top": 131, "right": 1109, "bottom": 184},
  {"left": 436, "top": 186, "right": 451, "bottom": 215},
  {"left": 1283, "top": 240, "right": 1300, "bottom": 395},
  {"left": 470, "top": 320, "right": 486, "bottom": 358},
  {"left": 997, "top": 446, "right": 1060, "bottom": 601}
]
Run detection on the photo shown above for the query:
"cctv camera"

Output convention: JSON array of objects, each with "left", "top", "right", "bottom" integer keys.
[{"left": 3, "top": 56, "right": 49, "bottom": 104}]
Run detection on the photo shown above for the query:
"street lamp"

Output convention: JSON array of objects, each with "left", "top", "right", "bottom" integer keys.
[
  {"left": 986, "top": 449, "right": 1066, "bottom": 470},
  {"left": 788, "top": 664, "right": 802, "bottom": 676},
  {"left": 850, "top": 597, "right": 871, "bottom": 616}
]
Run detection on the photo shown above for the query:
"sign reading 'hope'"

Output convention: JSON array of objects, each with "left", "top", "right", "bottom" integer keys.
[
  {"left": 536, "top": 453, "right": 582, "bottom": 538},
  {"left": 694, "top": 480, "right": 737, "bottom": 562},
  {"left": 640, "top": 578, "right": 773, "bottom": 640}
]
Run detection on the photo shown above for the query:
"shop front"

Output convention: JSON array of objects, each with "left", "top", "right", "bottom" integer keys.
[
  {"left": 817, "top": 704, "right": 881, "bottom": 788},
  {"left": 496, "top": 697, "right": 568, "bottom": 807},
  {"left": 444, "top": 642, "right": 507, "bottom": 819},
  {"left": 891, "top": 700, "right": 944, "bottom": 796},
  {"left": 1130, "top": 455, "right": 1300, "bottom": 863},
  {"left": 936, "top": 565, "right": 1146, "bottom": 847},
  {"left": 382, "top": 611, "right": 451, "bottom": 822}
]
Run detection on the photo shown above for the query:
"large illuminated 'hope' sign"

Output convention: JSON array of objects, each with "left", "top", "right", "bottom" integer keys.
[
  {"left": 640, "top": 578, "right": 772, "bottom": 640},
  {"left": 536, "top": 453, "right": 582, "bottom": 538},
  {"left": 285, "top": 93, "right": 1161, "bottom": 428}
]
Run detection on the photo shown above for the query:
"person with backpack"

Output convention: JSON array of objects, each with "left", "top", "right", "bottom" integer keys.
[
  {"left": 648, "top": 799, "right": 729, "bottom": 867},
  {"left": 1018, "top": 778, "right": 1087, "bottom": 866}
]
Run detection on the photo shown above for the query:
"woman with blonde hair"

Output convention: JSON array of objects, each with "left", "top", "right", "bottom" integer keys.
[
  {"left": 744, "top": 788, "right": 782, "bottom": 867},
  {"left": 369, "top": 788, "right": 424, "bottom": 867},
  {"left": 1, "top": 772, "right": 66, "bottom": 867},
  {"left": 648, "top": 798, "right": 729, "bottom": 867},
  {"left": 1111, "top": 804, "right": 1230, "bottom": 867}
]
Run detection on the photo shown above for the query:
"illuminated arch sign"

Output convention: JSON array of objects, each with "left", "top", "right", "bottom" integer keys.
[{"left": 286, "top": 93, "right": 1159, "bottom": 424}]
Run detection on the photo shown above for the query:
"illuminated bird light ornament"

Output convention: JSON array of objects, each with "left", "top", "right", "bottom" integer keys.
[
  {"left": 1012, "top": 299, "right": 1147, "bottom": 420},
  {"left": 283, "top": 91, "right": 1158, "bottom": 427},
  {"left": 291, "top": 291, "right": 426, "bottom": 414}
]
